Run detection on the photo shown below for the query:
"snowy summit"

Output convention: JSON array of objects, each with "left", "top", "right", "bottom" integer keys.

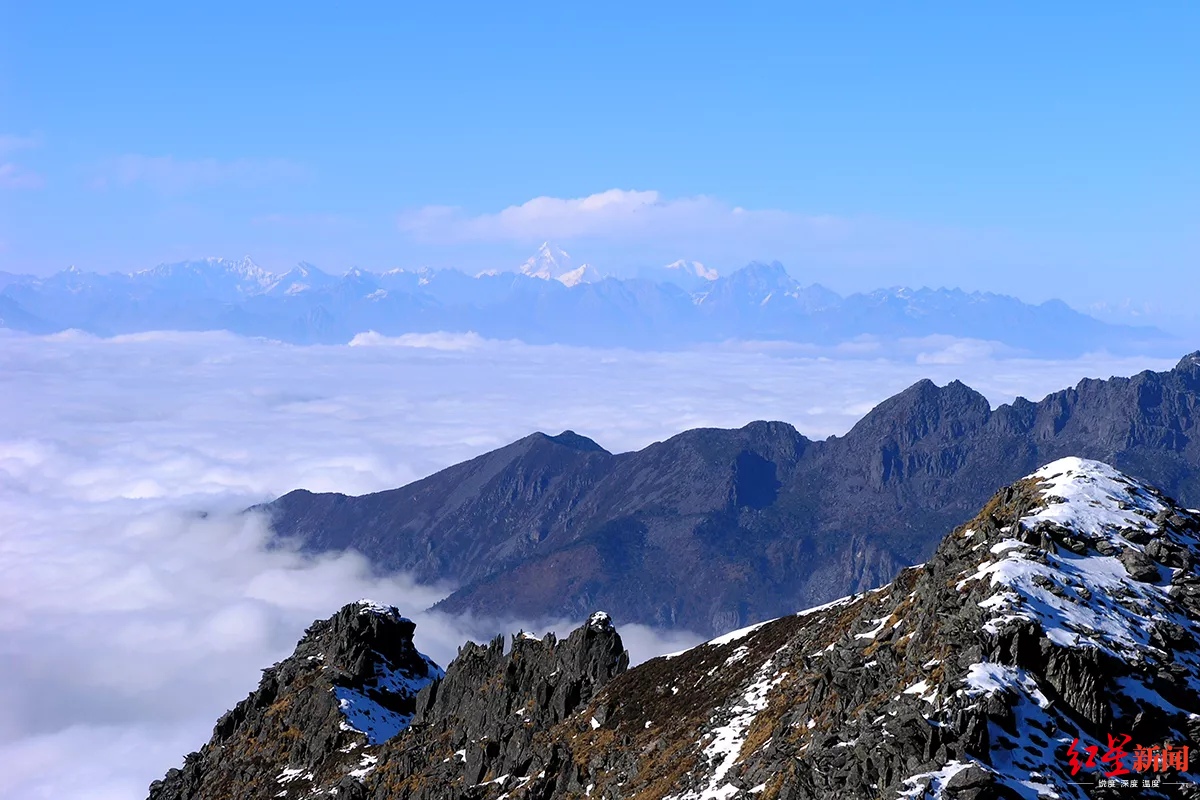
[{"left": 518, "top": 242, "right": 604, "bottom": 285}]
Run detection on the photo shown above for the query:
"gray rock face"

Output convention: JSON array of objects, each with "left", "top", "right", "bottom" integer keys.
[
  {"left": 1120, "top": 546, "right": 1162, "bottom": 581},
  {"left": 412, "top": 612, "right": 627, "bottom": 734},
  {"left": 264, "top": 354, "right": 1200, "bottom": 634},
  {"left": 155, "top": 459, "right": 1200, "bottom": 799},
  {"left": 371, "top": 612, "right": 629, "bottom": 799}
]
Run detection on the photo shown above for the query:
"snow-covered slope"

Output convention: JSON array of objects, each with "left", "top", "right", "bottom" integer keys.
[
  {"left": 331, "top": 601, "right": 445, "bottom": 745},
  {"left": 562, "top": 457, "right": 1200, "bottom": 799},
  {"left": 264, "top": 262, "right": 338, "bottom": 296},
  {"left": 924, "top": 457, "right": 1200, "bottom": 798},
  {"left": 555, "top": 262, "right": 604, "bottom": 287}
]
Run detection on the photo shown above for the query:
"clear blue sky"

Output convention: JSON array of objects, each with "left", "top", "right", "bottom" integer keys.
[{"left": 1, "top": 3, "right": 1196, "bottom": 321}]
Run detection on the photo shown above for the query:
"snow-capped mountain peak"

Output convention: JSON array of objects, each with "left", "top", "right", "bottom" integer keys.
[
  {"left": 663, "top": 259, "right": 718, "bottom": 281},
  {"left": 517, "top": 242, "right": 603, "bottom": 285},
  {"left": 896, "top": 456, "right": 1200, "bottom": 797},
  {"left": 966, "top": 457, "right": 1187, "bottom": 661},
  {"left": 520, "top": 242, "right": 571, "bottom": 279},
  {"left": 633, "top": 258, "right": 717, "bottom": 290},
  {"left": 131, "top": 256, "right": 277, "bottom": 298},
  {"left": 226, "top": 255, "right": 273, "bottom": 285},
  {"left": 265, "top": 261, "right": 335, "bottom": 296},
  {"left": 556, "top": 263, "right": 603, "bottom": 287},
  {"left": 142, "top": 255, "right": 263, "bottom": 277}
]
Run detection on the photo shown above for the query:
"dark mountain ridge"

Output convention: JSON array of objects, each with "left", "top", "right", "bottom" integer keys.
[{"left": 265, "top": 352, "right": 1200, "bottom": 635}]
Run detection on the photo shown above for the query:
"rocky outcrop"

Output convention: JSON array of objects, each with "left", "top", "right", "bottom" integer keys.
[
  {"left": 367, "top": 612, "right": 629, "bottom": 799},
  {"left": 147, "top": 601, "right": 443, "bottom": 800},
  {"left": 161, "top": 458, "right": 1200, "bottom": 798},
  {"left": 265, "top": 354, "right": 1200, "bottom": 634}
]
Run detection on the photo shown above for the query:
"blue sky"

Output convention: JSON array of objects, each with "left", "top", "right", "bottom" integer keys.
[{"left": 1, "top": 3, "right": 1196, "bottom": 321}]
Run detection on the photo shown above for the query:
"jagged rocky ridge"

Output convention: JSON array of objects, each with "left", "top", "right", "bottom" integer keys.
[
  {"left": 266, "top": 353, "right": 1200, "bottom": 635},
  {"left": 150, "top": 604, "right": 628, "bottom": 800},
  {"left": 158, "top": 458, "right": 1200, "bottom": 798}
]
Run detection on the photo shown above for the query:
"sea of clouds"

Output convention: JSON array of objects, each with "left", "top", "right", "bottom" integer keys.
[{"left": 0, "top": 328, "right": 1176, "bottom": 799}]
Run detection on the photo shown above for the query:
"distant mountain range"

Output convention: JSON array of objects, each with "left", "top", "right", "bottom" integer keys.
[
  {"left": 0, "top": 244, "right": 1173, "bottom": 356},
  {"left": 157, "top": 460, "right": 1200, "bottom": 799},
  {"left": 264, "top": 353, "right": 1200, "bottom": 636}
]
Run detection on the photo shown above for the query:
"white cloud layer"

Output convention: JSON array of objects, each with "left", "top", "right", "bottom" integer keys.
[
  {"left": 398, "top": 188, "right": 845, "bottom": 242},
  {"left": 0, "top": 329, "right": 1175, "bottom": 798},
  {"left": 395, "top": 189, "right": 971, "bottom": 267}
]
